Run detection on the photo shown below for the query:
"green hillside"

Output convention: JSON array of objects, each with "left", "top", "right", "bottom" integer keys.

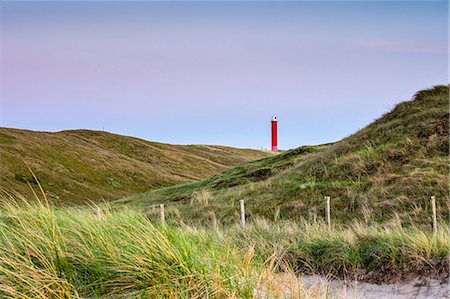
[
  {"left": 0, "top": 129, "right": 273, "bottom": 204},
  {"left": 122, "top": 85, "right": 449, "bottom": 226}
]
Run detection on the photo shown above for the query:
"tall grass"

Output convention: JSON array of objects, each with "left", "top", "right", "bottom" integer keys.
[
  {"left": 227, "top": 219, "right": 449, "bottom": 282},
  {"left": 0, "top": 196, "right": 448, "bottom": 298},
  {"left": 0, "top": 198, "right": 259, "bottom": 298}
]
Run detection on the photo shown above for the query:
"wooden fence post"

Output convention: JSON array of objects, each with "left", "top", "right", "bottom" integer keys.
[
  {"left": 325, "top": 196, "right": 331, "bottom": 230},
  {"left": 239, "top": 200, "right": 246, "bottom": 228},
  {"left": 94, "top": 206, "right": 102, "bottom": 218},
  {"left": 431, "top": 196, "right": 437, "bottom": 234},
  {"left": 160, "top": 204, "right": 165, "bottom": 223}
]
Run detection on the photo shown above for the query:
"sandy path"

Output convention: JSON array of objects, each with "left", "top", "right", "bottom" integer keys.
[
  {"left": 255, "top": 274, "right": 450, "bottom": 298},
  {"left": 301, "top": 275, "right": 449, "bottom": 299}
]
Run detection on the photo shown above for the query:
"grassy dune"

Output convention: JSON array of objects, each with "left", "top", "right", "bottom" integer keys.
[
  {"left": 0, "top": 129, "right": 273, "bottom": 205},
  {"left": 122, "top": 85, "right": 449, "bottom": 226},
  {"left": 1, "top": 85, "right": 448, "bottom": 297},
  {"left": 0, "top": 194, "right": 448, "bottom": 298}
]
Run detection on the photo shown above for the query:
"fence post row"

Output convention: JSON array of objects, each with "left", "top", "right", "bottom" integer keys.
[{"left": 149, "top": 195, "right": 437, "bottom": 233}]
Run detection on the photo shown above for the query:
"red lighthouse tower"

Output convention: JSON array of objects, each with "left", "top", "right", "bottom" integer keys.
[{"left": 271, "top": 115, "right": 278, "bottom": 151}]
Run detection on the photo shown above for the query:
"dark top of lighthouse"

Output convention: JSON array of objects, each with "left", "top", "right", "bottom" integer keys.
[{"left": 272, "top": 115, "right": 277, "bottom": 121}]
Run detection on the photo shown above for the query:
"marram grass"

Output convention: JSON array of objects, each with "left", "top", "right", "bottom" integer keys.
[
  {"left": 0, "top": 198, "right": 259, "bottom": 298},
  {"left": 0, "top": 196, "right": 448, "bottom": 298}
]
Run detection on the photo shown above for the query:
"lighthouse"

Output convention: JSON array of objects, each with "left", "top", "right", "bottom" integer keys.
[{"left": 271, "top": 115, "right": 278, "bottom": 151}]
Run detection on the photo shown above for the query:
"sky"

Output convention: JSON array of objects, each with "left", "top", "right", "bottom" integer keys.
[{"left": 0, "top": 1, "right": 448, "bottom": 150}]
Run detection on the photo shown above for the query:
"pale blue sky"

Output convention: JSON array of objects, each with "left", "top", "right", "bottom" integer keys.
[{"left": 1, "top": 1, "right": 448, "bottom": 149}]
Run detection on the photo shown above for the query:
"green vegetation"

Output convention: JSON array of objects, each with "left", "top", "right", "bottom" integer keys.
[
  {"left": 1, "top": 85, "right": 448, "bottom": 297},
  {"left": 0, "top": 197, "right": 255, "bottom": 298},
  {"left": 0, "top": 129, "right": 273, "bottom": 205},
  {"left": 122, "top": 85, "right": 449, "bottom": 226},
  {"left": 0, "top": 196, "right": 448, "bottom": 298}
]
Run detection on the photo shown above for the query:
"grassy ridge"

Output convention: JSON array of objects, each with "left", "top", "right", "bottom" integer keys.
[
  {"left": 0, "top": 196, "right": 448, "bottom": 298},
  {"left": 0, "top": 129, "right": 273, "bottom": 205},
  {"left": 122, "top": 85, "right": 449, "bottom": 226},
  {"left": 118, "top": 144, "right": 329, "bottom": 205}
]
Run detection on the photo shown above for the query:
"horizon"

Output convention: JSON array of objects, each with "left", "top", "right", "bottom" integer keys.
[
  {"left": 1, "top": 1, "right": 448, "bottom": 150},
  {"left": 0, "top": 82, "right": 446, "bottom": 151}
]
